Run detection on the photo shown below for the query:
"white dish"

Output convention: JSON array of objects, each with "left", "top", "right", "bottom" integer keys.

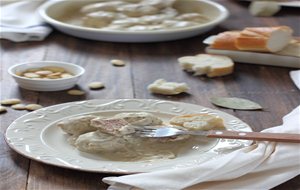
[
  {"left": 206, "top": 47, "right": 300, "bottom": 68},
  {"left": 5, "top": 99, "right": 252, "bottom": 174},
  {"left": 203, "top": 36, "right": 300, "bottom": 68},
  {"left": 38, "top": 0, "right": 229, "bottom": 43},
  {"left": 239, "top": 0, "right": 300, "bottom": 7},
  {"left": 8, "top": 61, "right": 85, "bottom": 91}
]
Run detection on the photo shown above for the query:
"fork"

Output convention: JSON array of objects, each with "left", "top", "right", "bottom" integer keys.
[{"left": 136, "top": 127, "right": 300, "bottom": 143}]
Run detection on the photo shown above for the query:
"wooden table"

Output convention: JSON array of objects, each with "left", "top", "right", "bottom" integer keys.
[{"left": 1, "top": 1, "right": 299, "bottom": 189}]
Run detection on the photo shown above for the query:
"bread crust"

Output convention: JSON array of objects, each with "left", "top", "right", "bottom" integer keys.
[
  {"left": 236, "top": 26, "right": 293, "bottom": 52},
  {"left": 207, "top": 66, "right": 234, "bottom": 77},
  {"left": 211, "top": 31, "right": 240, "bottom": 50}
]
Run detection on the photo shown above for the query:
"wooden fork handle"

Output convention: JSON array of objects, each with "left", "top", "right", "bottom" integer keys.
[{"left": 207, "top": 130, "right": 300, "bottom": 143}]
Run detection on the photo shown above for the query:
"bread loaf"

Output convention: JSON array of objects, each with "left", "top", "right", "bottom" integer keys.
[
  {"left": 211, "top": 26, "right": 293, "bottom": 53},
  {"left": 236, "top": 26, "right": 293, "bottom": 52}
]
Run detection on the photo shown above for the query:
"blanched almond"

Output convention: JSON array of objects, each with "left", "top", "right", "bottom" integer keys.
[
  {"left": 11, "top": 104, "right": 27, "bottom": 110},
  {"left": 111, "top": 59, "right": 126, "bottom": 66},
  {"left": 67, "top": 89, "right": 86, "bottom": 95},
  {"left": 18, "top": 67, "right": 74, "bottom": 80},
  {"left": 1, "top": 98, "right": 21, "bottom": 105},
  {"left": 25, "top": 104, "right": 43, "bottom": 111},
  {"left": 23, "top": 72, "right": 41, "bottom": 78},
  {"left": 46, "top": 72, "right": 62, "bottom": 79},
  {"left": 88, "top": 82, "right": 105, "bottom": 90},
  {"left": 0, "top": 106, "right": 7, "bottom": 113},
  {"left": 61, "top": 73, "right": 73, "bottom": 78},
  {"left": 35, "top": 70, "right": 53, "bottom": 75}
]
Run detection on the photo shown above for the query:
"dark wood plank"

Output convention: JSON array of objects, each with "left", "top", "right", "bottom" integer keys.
[
  {"left": 27, "top": 161, "right": 110, "bottom": 190},
  {"left": 24, "top": 33, "right": 133, "bottom": 190},
  {"left": 0, "top": 40, "right": 47, "bottom": 190}
]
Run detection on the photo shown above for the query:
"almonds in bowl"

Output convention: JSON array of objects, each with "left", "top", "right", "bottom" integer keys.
[{"left": 8, "top": 61, "right": 85, "bottom": 91}]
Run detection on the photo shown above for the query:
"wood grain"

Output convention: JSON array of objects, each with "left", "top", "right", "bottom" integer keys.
[{"left": 1, "top": 0, "right": 300, "bottom": 189}]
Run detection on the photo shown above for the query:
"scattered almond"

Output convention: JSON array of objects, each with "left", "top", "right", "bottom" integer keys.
[
  {"left": 0, "top": 106, "right": 7, "bottom": 113},
  {"left": 25, "top": 104, "right": 43, "bottom": 111},
  {"left": 88, "top": 82, "right": 105, "bottom": 90},
  {"left": 67, "top": 89, "right": 86, "bottom": 95},
  {"left": 111, "top": 59, "right": 126, "bottom": 66},
  {"left": 11, "top": 104, "right": 27, "bottom": 110},
  {"left": 1, "top": 98, "right": 21, "bottom": 105}
]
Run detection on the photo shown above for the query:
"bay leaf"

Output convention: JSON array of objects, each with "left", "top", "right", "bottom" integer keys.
[{"left": 210, "top": 97, "right": 263, "bottom": 110}]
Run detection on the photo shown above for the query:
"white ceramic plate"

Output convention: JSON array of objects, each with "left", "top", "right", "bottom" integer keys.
[
  {"left": 5, "top": 99, "right": 252, "bottom": 174},
  {"left": 38, "top": 0, "right": 228, "bottom": 42},
  {"left": 239, "top": 0, "right": 300, "bottom": 7},
  {"left": 205, "top": 47, "right": 300, "bottom": 68}
]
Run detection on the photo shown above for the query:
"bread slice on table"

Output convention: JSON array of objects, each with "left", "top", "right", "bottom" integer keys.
[
  {"left": 147, "top": 79, "right": 189, "bottom": 95},
  {"left": 210, "top": 26, "right": 293, "bottom": 53},
  {"left": 178, "top": 54, "right": 234, "bottom": 77},
  {"left": 169, "top": 113, "right": 226, "bottom": 131}
]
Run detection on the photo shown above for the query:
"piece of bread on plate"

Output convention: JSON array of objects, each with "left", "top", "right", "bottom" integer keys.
[
  {"left": 170, "top": 113, "right": 226, "bottom": 131},
  {"left": 210, "top": 26, "right": 293, "bottom": 53}
]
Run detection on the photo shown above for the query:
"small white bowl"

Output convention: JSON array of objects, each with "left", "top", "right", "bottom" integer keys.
[
  {"left": 39, "top": 0, "right": 229, "bottom": 42},
  {"left": 8, "top": 61, "right": 85, "bottom": 91}
]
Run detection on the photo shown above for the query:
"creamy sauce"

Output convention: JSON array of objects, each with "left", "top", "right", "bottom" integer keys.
[
  {"left": 58, "top": 111, "right": 220, "bottom": 162},
  {"left": 95, "top": 135, "right": 218, "bottom": 162},
  {"left": 58, "top": 0, "right": 210, "bottom": 31}
]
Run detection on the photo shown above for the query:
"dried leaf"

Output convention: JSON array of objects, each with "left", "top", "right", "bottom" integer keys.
[{"left": 210, "top": 97, "right": 263, "bottom": 110}]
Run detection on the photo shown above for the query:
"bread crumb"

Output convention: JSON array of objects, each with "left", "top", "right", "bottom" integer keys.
[
  {"left": 249, "top": 1, "right": 281, "bottom": 17},
  {"left": 147, "top": 79, "right": 189, "bottom": 95}
]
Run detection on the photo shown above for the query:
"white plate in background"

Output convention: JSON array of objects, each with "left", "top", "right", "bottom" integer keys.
[
  {"left": 39, "top": 0, "right": 228, "bottom": 42},
  {"left": 239, "top": 0, "right": 300, "bottom": 7},
  {"left": 5, "top": 99, "right": 252, "bottom": 174}
]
